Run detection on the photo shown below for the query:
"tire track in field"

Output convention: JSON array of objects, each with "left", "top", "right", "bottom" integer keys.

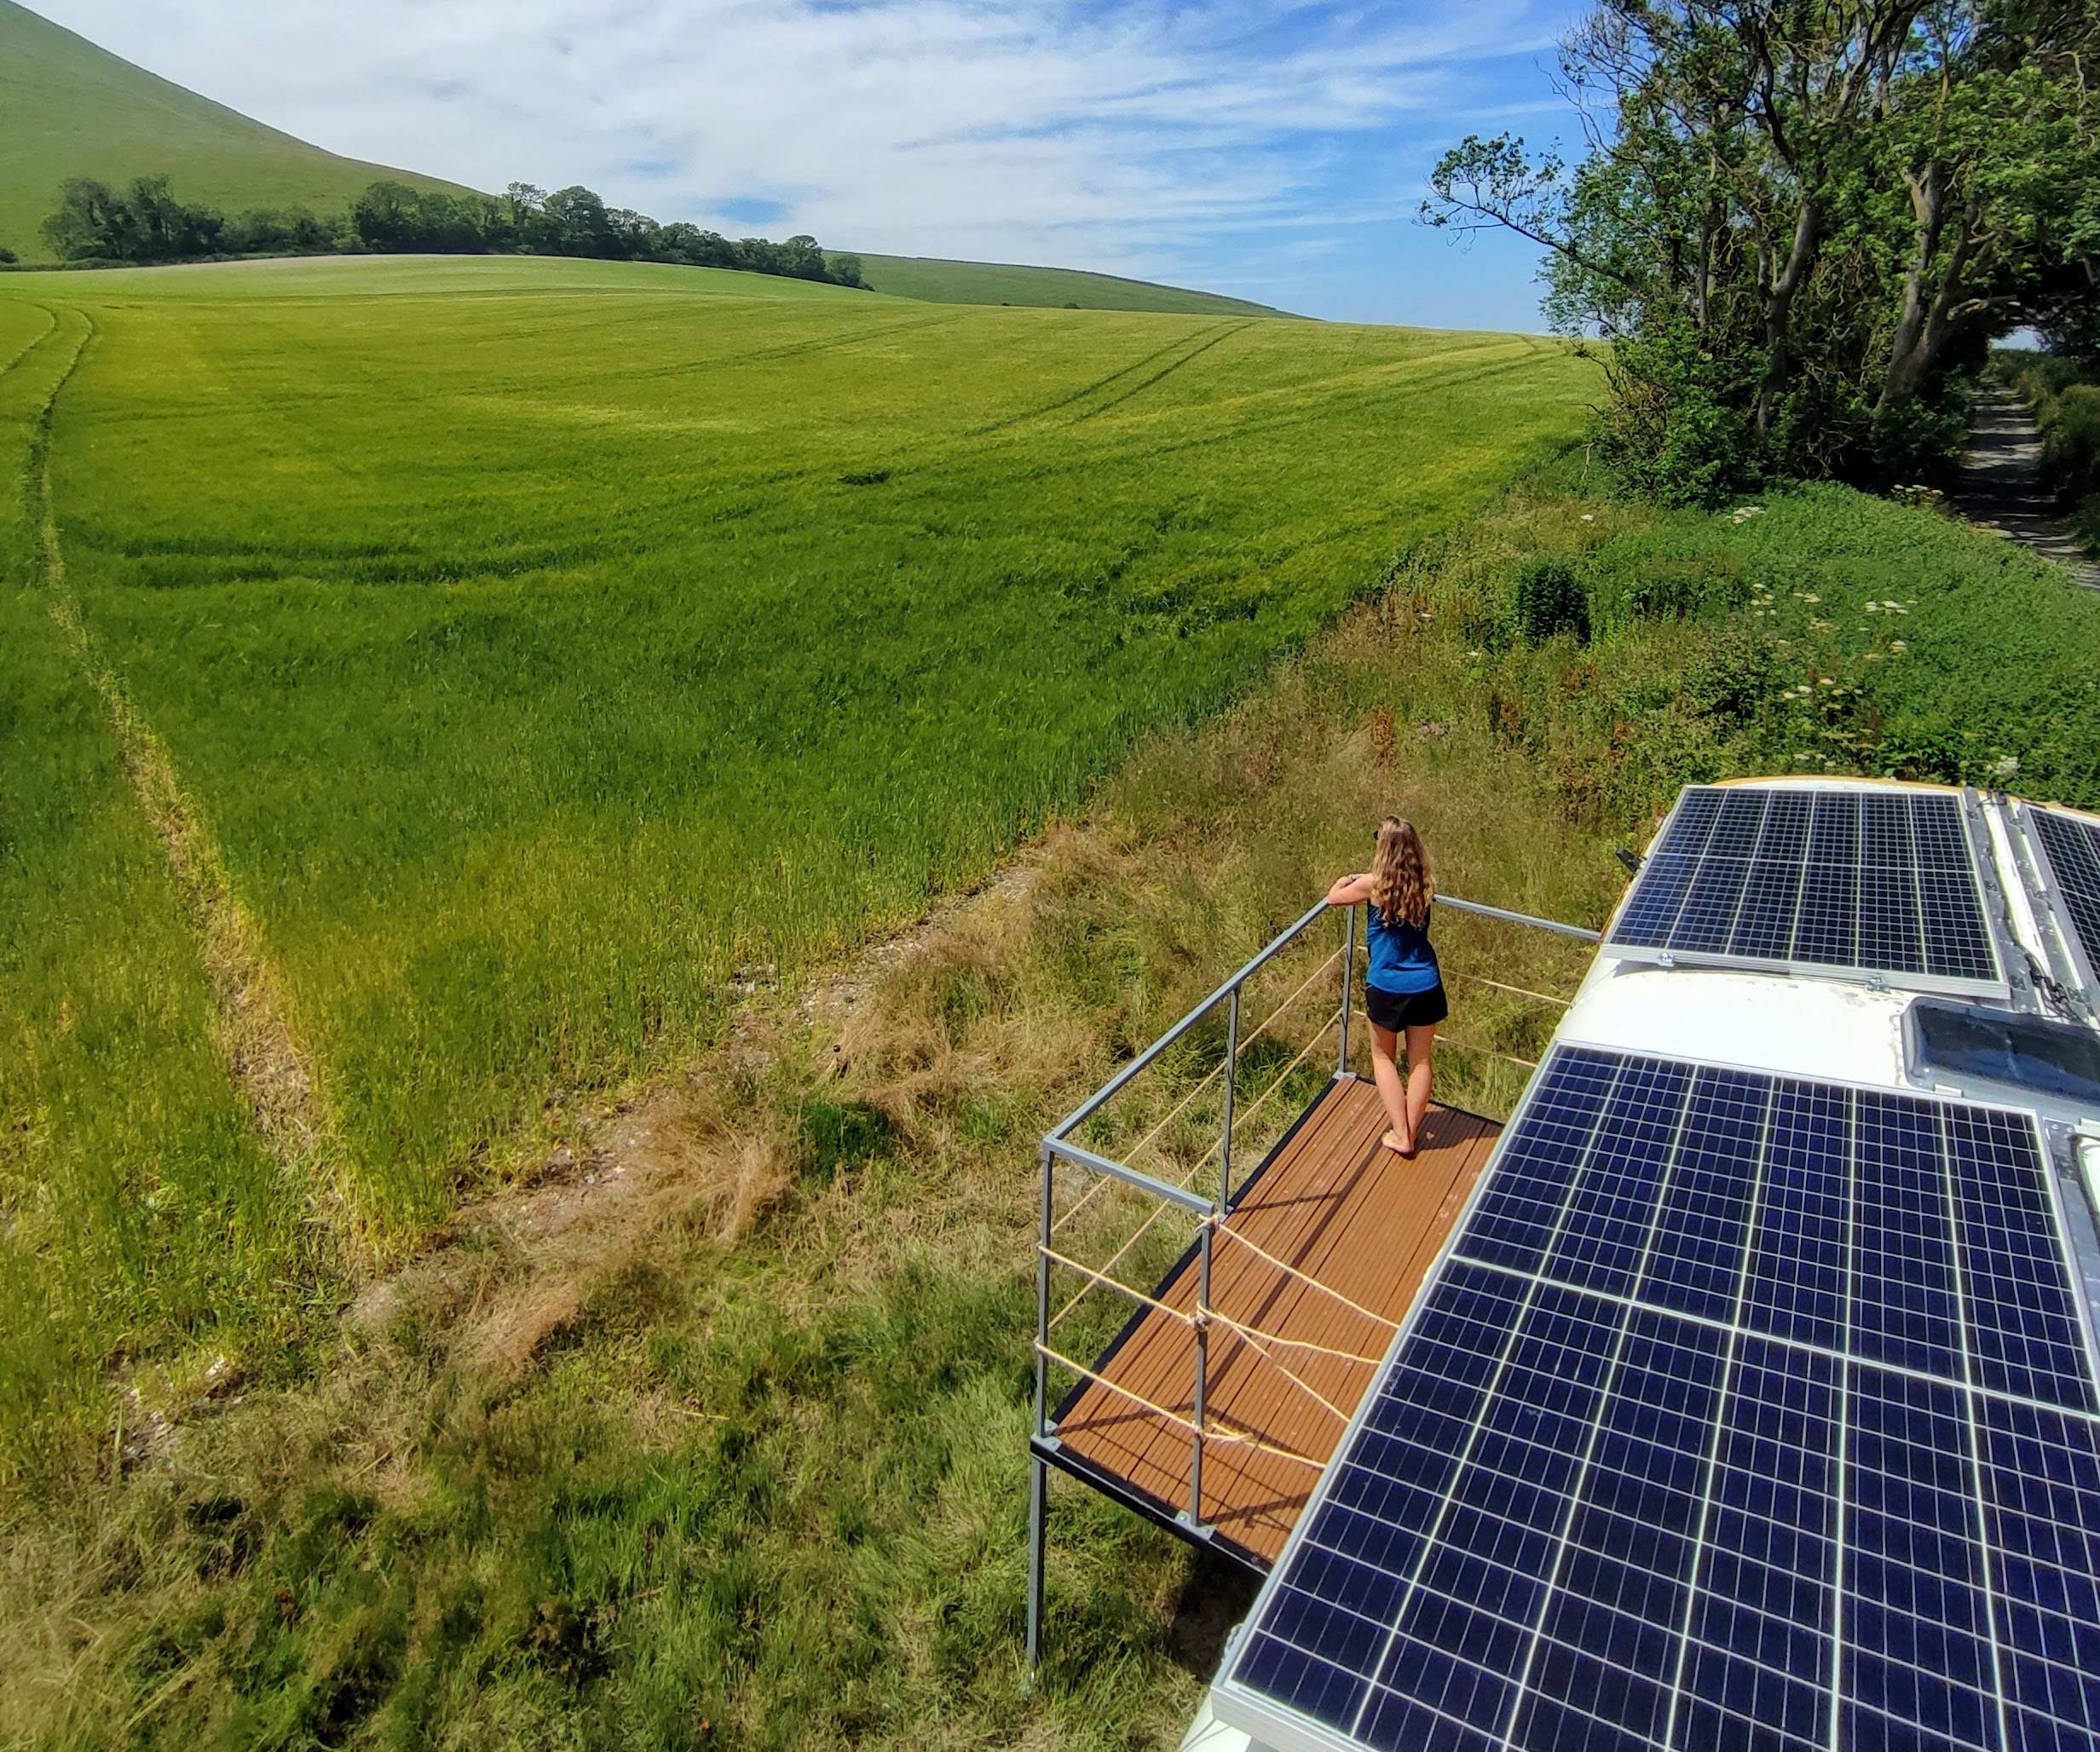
[
  {"left": 964, "top": 323, "right": 1225, "bottom": 435},
  {"left": 25, "top": 305, "right": 333, "bottom": 1185},
  {"left": 1065, "top": 320, "right": 1257, "bottom": 423},
  {"left": 0, "top": 303, "right": 58, "bottom": 384}
]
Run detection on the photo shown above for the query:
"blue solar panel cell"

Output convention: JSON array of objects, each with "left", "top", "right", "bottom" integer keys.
[
  {"left": 1634, "top": 1069, "right": 1768, "bottom": 1323},
  {"left": 1859, "top": 794, "right": 1928, "bottom": 976},
  {"left": 1512, "top": 1312, "right": 1727, "bottom": 1749},
  {"left": 1913, "top": 798, "right": 1999, "bottom": 981},
  {"left": 1849, "top": 1092, "right": 1963, "bottom": 1378},
  {"left": 1670, "top": 792, "right": 1770, "bottom": 954},
  {"left": 1613, "top": 853, "right": 1701, "bottom": 949},
  {"left": 1979, "top": 1398, "right": 2100, "bottom": 1743},
  {"left": 1728, "top": 792, "right": 1812, "bottom": 963},
  {"left": 1788, "top": 792, "right": 1861, "bottom": 969},
  {"left": 1843, "top": 1367, "right": 1999, "bottom": 1752},
  {"left": 1740, "top": 1081, "right": 1851, "bottom": 1351},
  {"left": 1674, "top": 1343, "right": 1840, "bottom": 1751},
  {"left": 1947, "top": 1107, "right": 2097, "bottom": 1413},
  {"left": 1543, "top": 1060, "right": 1693, "bottom": 1298},
  {"left": 1462, "top": 1050, "right": 1621, "bottom": 1276}
]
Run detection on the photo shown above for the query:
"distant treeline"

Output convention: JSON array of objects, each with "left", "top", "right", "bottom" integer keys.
[{"left": 29, "top": 175, "right": 865, "bottom": 287}]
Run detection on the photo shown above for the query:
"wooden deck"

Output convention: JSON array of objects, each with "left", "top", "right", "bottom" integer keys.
[{"left": 1047, "top": 1075, "right": 1502, "bottom": 1567}]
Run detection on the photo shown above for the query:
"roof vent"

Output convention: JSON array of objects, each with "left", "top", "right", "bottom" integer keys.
[{"left": 1906, "top": 998, "right": 2100, "bottom": 1104}]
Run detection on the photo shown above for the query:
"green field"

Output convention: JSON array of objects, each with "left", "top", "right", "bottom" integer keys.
[
  {"left": 833, "top": 251, "right": 1289, "bottom": 317},
  {"left": 0, "top": 0, "right": 473, "bottom": 263},
  {"left": 0, "top": 253, "right": 1595, "bottom": 1464}
]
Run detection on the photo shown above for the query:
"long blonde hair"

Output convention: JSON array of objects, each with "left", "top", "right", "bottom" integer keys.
[{"left": 1370, "top": 815, "right": 1433, "bottom": 928}]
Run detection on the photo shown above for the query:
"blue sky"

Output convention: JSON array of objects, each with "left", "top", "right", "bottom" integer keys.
[{"left": 37, "top": 0, "right": 1588, "bottom": 328}]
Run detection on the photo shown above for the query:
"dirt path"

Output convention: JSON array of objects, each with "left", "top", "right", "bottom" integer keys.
[{"left": 1953, "top": 383, "right": 2100, "bottom": 588}]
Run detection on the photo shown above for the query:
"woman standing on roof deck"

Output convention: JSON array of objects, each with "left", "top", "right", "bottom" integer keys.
[{"left": 1326, "top": 816, "right": 1445, "bottom": 1159}]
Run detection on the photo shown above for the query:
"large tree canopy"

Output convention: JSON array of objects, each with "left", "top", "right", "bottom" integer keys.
[{"left": 1424, "top": 1, "right": 2100, "bottom": 499}]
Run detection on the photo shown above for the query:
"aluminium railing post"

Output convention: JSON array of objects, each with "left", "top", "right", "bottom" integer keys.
[
  {"left": 1026, "top": 1454, "right": 1047, "bottom": 1668},
  {"left": 1190, "top": 1216, "right": 1213, "bottom": 1530},
  {"left": 1336, "top": 902, "right": 1356, "bottom": 1077},
  {"left": 1219, "top": 985, "right": 1240, "bottom": 1211},
  {"left": 1028, "top": 1140, "right": 1053, "bottom": 1668}
]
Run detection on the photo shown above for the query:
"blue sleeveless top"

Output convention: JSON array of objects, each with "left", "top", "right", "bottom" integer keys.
[{"left": 1365, "top": 898, "right": 1439, "bottom": 994}]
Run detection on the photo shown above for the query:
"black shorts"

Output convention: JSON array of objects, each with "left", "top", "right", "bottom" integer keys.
[{"left": 1364, "top": 981, "right": 1448, "bottom": 1031}]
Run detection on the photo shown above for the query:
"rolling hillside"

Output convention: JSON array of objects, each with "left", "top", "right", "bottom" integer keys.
[
  {"left": 0, "top": 0, "right": 475, "bottom": 261},
  {"left": 832, "top": 250, "right": 1292, "bottom": 317},
  {"left": 1, "top": 3, "right": 1290, "bottom": 316}
]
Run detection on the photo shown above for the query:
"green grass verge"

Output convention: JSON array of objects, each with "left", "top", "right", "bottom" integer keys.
[
  {"left": 3, "top": 469, "right": 2087, "bottom": 1749},
  {"left": 830, "top": 251, "right": 1289, "bottom": 317},
  {"left": 0, "top": 0, "right": 475, "bottom": 264}
]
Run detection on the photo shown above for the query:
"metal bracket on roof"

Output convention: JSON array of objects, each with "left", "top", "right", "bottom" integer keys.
[
  {"left": 2045, "top": 1124, "right": 2100, "bottom": 1380},
  {"left": 1964, "top": 787, "right": 2041, "bottom": 1016},
  {"left": 2005, "top": 798, "right": 2100, "bottom": 1028}
]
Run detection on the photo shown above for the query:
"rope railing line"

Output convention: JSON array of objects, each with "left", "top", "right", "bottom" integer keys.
[
  {"left": 1197, "top": 1308, "right": 1359, "bottom": 1425},
  {"left": 1197, "top": 1305, "right": 1387, "bottom": 1369},
  {"left": 1047, "top": 1013, "right": 1338, "bottom": 1334},
  {"left": 1049, "top": 942, "right": 1342, "bottom": 1239},
  {"left": 1041, "top": 1245, "right": 1194, "bottom": 1328},
  {"left": 1436, "top": 1034, "right": 1540, "bottom": 1070},
  {"left": 1448, "top": 971, "right": 1573, "bottom": 1008},
  {"left": 1208, "top": 1224, "right": 1402, "bottom": 1333},
  {"left": 1033, "top": 1340, "right": 1328, "bottom": 1472}
]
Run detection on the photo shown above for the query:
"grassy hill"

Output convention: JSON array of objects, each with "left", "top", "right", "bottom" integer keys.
[
  {"left": 2, "top": 0, "right": 1290, "bottom": 314},
  {"left": 835, "top": 249, "right": 1291, "bottom": 316},
  {"left": 0, "top": 0, "right": 476, "bottom": 262}
]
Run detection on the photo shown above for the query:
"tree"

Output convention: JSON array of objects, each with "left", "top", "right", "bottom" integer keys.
[
  {"left": 43, "top": 178, "right": 131, "bottom": 259},
  {"left": 1423, "top": 0, "right": 2100, "bottom": 497},
  {"left": 736, "top": 236, "right": 782, "bottom": 275},
  {"left": 777, "top": 233, "right": 827, "bottom": 280},
  {"left": 543, "top": 186, "right": 614, "bottom": 257},
  {"left": 353, "top": 181, "right": 423, "bottom": 251},
  {"left": 828, "top": 252, "right": 866, "bottom": 288},
  {"left": 43, "top": 175, "right": 222, "bottom": 262},
  {"left": 606, "top": 208, "right": 661, "bottom": 260}
]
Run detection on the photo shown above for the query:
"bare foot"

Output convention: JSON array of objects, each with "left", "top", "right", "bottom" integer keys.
[{"left": 1382, "top": 1129, "right": 1417, "bottom": 1159}]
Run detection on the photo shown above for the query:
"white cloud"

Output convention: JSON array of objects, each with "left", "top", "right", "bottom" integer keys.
[{"left": 32, "top": 0, "right": 1568, "bottom": 290}]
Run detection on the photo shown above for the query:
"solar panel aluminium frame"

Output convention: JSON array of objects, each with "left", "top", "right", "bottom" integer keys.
[
  {"left": 2012, "top": 800, "right": 2100, "bottom": 1008},
  {"left": 1603, "top": 781, "right": 2011, "bottom": 1003},
  {"left": 1205, "top": 1040, "right": 2094, "bottom": 1752}
]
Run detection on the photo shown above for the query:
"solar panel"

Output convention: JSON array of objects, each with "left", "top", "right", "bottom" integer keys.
[
  {"left": 1215, "top": 1046, "right": 2100, "bottom": 1752},
  {"left": 2031, "top": 808, "right": 2100, "bottom": 994},
  {"left": 1610, "top": 786, "right": 2002, "bottom": 991}
]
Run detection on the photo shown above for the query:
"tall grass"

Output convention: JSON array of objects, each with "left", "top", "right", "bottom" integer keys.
[
  {"left": 0, "top": 312, "right": 323, "bottom": 1486},
  {"left": 9, "top": 259, "right": 1597, "bottom": 1243}
]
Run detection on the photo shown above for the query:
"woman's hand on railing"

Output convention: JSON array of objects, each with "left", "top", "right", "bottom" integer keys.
[{"left": 1325, "top": 873, "right": 1371, "bottom": 907}]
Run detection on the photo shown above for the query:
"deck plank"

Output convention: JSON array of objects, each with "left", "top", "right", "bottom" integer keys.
[{"left": 1049, "top": 1075, "right": 1500, "bottom": 1565}]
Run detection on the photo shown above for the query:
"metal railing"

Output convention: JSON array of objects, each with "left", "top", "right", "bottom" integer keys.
[{"left": 1024, "top": 890, "right": 1598, "bottom": 1664}]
